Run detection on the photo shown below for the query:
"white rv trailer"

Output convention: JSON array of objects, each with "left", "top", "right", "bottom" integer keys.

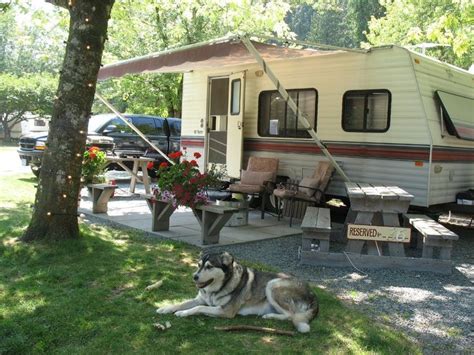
[{"left": 98, "top": 36, "right": 474, "bottom": 207}]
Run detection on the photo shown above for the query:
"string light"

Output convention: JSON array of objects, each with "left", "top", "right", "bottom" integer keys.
[
  {"left": 47, "top": 212, "right": 51, "bottom": 216},
  {"left": 85, "top": 17, "right": 90, "bottom": 23},
  {"left": 87, "top": 83, "right": 93, "bottom": 87},
  {"left": 62, "top": 194, "right": 67, "bottom": 198},
  {"left": 86, "top": 45, "right": 91, "bottom": 50},
  {"left": 79, "top": 130, "right": 85, "bottom": 134}
]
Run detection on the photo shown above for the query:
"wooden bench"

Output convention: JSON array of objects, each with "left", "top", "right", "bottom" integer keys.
[
  {"left": 88, "top": 183, "right": 117, "bottom": 213},
  {"left": 193, "top": 204, "right": 239, "bottom": 245},
  {"left": 403, "top": 214, "right": 459, "bottom": 260},
  {"left": 300, "top": 207, "right": 331, "bottom": 264},
  {"left": 141, "top": 194, "right": 176, "bottom": 232}
]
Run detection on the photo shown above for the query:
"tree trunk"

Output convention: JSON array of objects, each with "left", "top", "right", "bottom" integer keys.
[
  {"left": 23, "top": 0, "right": 115, "bottom": 242},
  {"left": 1, "top": 119, "right": 11, "bottom": 142}
]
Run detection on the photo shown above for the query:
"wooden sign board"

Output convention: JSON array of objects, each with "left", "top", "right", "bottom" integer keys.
[{"left": 347, "top": 224, "right": 411, "bottom": 243}]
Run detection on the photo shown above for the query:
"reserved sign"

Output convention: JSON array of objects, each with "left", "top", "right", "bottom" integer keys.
[{"left": 347, "top": 224, "right": 411, "bottom": 243}]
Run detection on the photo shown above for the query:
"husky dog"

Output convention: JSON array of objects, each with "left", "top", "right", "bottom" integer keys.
[{"left": 156, "top": 252, "right": 319, "bottom": 333}]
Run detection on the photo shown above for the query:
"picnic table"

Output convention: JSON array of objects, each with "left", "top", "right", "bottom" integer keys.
[
  {"left": 106, "top": 156, "right": 154, "bottom": 194},
  {"left": 344, "top": 182, "right": 414, "bottom": 257}
]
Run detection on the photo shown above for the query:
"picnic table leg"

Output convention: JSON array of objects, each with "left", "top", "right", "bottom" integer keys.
[
  {"left": 193, "top": 209, "right": 234, "bottom": 245},
  {"left": 91, "top": 186, "right": 116, "bottom": 213},
  {"left": 383, "top": 212, "right": 405, "bottom": 257},
  {"left": 140, "top": 161, "right": 151, "bottom": 194},
  {"left": 130, "top": 160, "right": 139, "bottom": 193},
  {"left": 346, "top": 211, "right": 374, "bottom": 254},
  {"left": 146, "top": 199, "right": 175, "bottom": 231},
  {"left": 422, "top": 242, "right": 434, "bottom": 259}
]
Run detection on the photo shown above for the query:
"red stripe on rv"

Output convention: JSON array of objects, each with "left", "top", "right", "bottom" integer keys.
[
  {"left": 181, "top": 138, "right": 473, "bottom": 162},
  {"left": 244, "top": 141, "right": 431, "bottom": 160}
]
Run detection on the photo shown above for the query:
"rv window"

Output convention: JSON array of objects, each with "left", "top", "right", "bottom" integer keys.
[
  {"left": 230, "top": 79, "right": 241, "bottom": 115},
  {"left": 258, "top": 88, "right": 317, "bottom": 138},
  {"left": 342, "top": 90, "right": 391, "bottom": 132}
]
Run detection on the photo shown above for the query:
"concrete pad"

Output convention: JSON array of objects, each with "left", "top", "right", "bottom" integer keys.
[{"left": 79, "top": 194, "right": 304, "bottom": 248}]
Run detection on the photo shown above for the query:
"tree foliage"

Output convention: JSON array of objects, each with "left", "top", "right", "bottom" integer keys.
[
  {"left": 0, "top": 73, "right": 56, "bottom": 141},
  {"left": 286, "top": 0, "right": 384, "bottom": 48},
  {"left": 96, "top": 0, "right": 293, "bottom": 117},
  {"left": 365, "top": 0, "right": 474, "bottom": 69},
  {"left": 0, "top": 1, "right": 68, "bottom": 74}
]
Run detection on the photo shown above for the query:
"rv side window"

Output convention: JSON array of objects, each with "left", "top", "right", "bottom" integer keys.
[
  {"left": 230, "top": 79, "right": 241, "bottom": 115},
  {"left": 258, "top": 88, "right": 317, "bottom": 138},
  {"left": 342, "top": 90, "right": 391, "bottom": 132}
]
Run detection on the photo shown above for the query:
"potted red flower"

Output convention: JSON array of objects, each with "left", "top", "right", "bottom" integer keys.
[
  {"left": 153, "top": 150, "right": 210, "bottom": 208},
  {"left": 82, "top": 146, "right": 107, "bottom": 185}
]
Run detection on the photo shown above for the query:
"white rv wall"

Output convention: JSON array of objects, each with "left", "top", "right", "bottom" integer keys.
[
  {"left": 181, "top": 46, "right": 473, "bottom": 206},
  {"left": 410, "top": 51, "right": 474, "bottom": 205}
]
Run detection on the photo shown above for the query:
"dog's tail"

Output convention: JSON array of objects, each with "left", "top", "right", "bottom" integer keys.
[
  {"left": 292, "top": 289, "right": 319, "bottom": 333},
  {"left": 291, "top": 303, "right": 318, "bottom": 333}
]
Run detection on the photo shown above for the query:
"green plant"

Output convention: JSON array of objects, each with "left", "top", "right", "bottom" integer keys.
[
  {"left": 206, "top": 163, "right": 228, "bottom": 189},
  {"left": 82, "top": 146, "right": 107, "bottom": 184}
]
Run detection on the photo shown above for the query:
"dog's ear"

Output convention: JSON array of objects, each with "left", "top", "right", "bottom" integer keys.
[{"left": 220, "top": 252, "right": 234, "bottom": 266}]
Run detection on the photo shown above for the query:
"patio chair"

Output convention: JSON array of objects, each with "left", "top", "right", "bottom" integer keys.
[
  {"left": 273, "top": 161, "right": 335, "bottom": 226},
  {"left": 228, "top": 156, "right": 279, "bottom": 219}
]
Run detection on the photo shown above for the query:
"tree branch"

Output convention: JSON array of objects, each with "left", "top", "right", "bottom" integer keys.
[
  {"left": 45, "top": 0, "right": 70, "bottom": 10},
  {"left": 214, "top": 325, "right": 295, "bottom": 336}
]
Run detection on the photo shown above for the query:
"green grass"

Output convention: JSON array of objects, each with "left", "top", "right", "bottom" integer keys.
[{"left": 0, "top": 174, "right": 421, "bottom": 354}]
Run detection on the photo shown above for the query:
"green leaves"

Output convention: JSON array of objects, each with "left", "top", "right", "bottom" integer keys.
[
  {"left": 0, "top": 73, "right": 56, "bottom": 139},
  {"left": 364, "top": 0, "right": 473, "bottom": 69}
]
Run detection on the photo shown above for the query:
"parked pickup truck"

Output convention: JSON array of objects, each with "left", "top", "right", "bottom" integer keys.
[
  {"left": 18, "top": 114, "right": 181, "bottom": 176},
  {"left": 92, "top": 113, "right": 181, "bottom": 162}
]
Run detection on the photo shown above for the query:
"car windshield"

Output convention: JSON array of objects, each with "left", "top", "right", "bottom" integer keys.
[{"left": 88, "top": 114, "right": 117, "bottom": 133}]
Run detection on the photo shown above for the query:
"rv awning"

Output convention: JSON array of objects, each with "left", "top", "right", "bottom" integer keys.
[
  {"left": 98, "top": 37, "right": 342, "bottom": 80},
  {"left": 435, "top": 90, "right": 474, "bottom": 141}
]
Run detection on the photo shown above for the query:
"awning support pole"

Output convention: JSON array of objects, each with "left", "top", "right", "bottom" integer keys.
[
  {"left": 240, "top": 37, "right": 350, "bottom": 182},
  {"left": 95, "top": 92, "right": 175, "bottom": 165}
]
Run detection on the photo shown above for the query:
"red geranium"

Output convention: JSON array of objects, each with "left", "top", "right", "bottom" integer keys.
[
  {"left": 168, "top": 151, "right": 183, "bottom": 160},
  {"left": 153, "top": 150, "right": 212, "bottom": 208},
  {"left": 82, "top": 146, "right": 107, "bottom": 184},
  {"left": 146, "top": 161, "right": 154, "bottom": 169},
  {"left": 193, "top": 152, "right": 201, "bottom": 159},
  {"left": 159, "top": 162, "right": 169, "bottom": 168}
]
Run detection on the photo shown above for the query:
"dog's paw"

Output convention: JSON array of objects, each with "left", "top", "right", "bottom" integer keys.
[
  {"left": 174, "top": 310, "right": 191, "bottom": 317},
  {"left": 156, "top": 305, "right": 177, "bottom": 314}
]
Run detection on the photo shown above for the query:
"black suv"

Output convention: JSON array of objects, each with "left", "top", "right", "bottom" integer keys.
[{"left": 18, "top": 114, "right": 181, "bottom": 176}]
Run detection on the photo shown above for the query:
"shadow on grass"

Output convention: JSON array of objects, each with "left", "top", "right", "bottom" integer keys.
[
  {"left": 0, "top": 203, "right": 420, "bottom": 354},
  {"left": 17, "top": 176, "right": 37, "bottom": 183}
]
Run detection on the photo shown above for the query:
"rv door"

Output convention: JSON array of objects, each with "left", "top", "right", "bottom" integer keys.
[{"left": 226, "top": 72, "right": 245, "bottom": 178}]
